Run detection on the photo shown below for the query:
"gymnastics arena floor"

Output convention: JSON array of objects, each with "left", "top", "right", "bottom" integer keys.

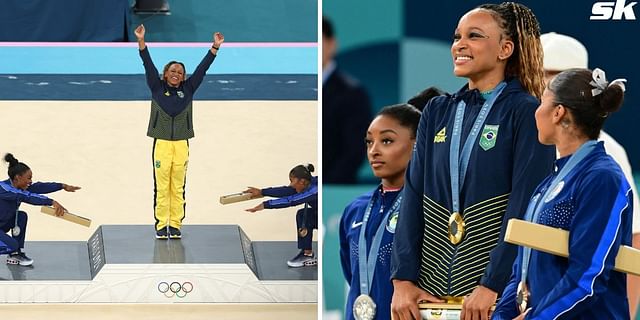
[{"left": 0, "top": 42, "right": 317, "bottom": 319}]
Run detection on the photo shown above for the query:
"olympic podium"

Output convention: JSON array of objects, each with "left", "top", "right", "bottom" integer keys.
[{"left": 0, "top": 225, "right": 317, "bottom": 303}]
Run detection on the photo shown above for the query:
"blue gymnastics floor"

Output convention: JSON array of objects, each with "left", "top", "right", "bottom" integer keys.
[
  {"left": 0, "top": 44, "right": 317, "bottom": 100},
  {"left": 0, "top": 74, "right": 316, "bottom": 100}
]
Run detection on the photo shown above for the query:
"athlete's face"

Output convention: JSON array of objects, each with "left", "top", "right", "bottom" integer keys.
[
  {"left": 12, "top": 169, "right": 32, "bottom": 190},
  {"left": 164, "top": 63, "right": 185, "bottom": 87},
  {"left": 451, "top": 10, "right": 513, "bottom": 81},
  {"left": 535, "top": 88, "right": 563, "bottom": 145},
  {"left": 289, "top": 176, "right": 308, "bottom": 193},
  {"left": 365, "top": 115, "right": 415, "bottom": 185}
]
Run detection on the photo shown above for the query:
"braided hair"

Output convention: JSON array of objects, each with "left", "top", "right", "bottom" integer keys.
[{"left": 478, "top": 2, "right": 545, "bottom": 99}]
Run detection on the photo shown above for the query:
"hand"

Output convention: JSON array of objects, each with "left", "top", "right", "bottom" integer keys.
[
  {"left": 461, "top": 285, "right": 498, "bottom": 320},
  {"left": 243, "top": 187, "right": 262, "bottom": 198},
  {"left": 135, "top": 24, "right": 145, "bottom": 40},
  {"left": 51, "top": 200, "right": 67, "bottom": 217},
  {"left": 213, "top": 32, "right": 224, "bottom": 47},
  {"left": 245, "top": 203, "right": 265, "bottom": 213},
  {"left": 391, "top": 280, "right": 444, "bottom": 320},
  {"left": 512, "top": 308, "right": 531, "bottom": 320},
  {"left": 62, "top": 184, "right": 81, "bottom": 192}
]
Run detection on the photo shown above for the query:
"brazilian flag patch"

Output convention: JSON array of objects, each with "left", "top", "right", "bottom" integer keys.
[{"left": 479, "top": 125, "right": 499, "bottom": 151}]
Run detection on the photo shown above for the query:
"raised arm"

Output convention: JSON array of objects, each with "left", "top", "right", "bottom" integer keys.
[
  {"left": 185, "top": 32, "right": 224, "bottom": 91},
  {"left": 210, "top": 32, "right": 224, "bottom": 55},
  {"left": 135, "top": 24, "right": 146, "bottom": 50},
  {"left": 135, "top": 24, "right": 162, "bottom": 90}
]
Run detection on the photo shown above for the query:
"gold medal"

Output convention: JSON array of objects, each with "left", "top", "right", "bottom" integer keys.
[
  {"left": 298, "top": 227, "right": 308, "bottom": 237},
  {"left": 353, "top": 294, "right": 376, "bottom": 320},
  {"left": 516, "top": 281, "right": 530, "bottom": 314},
  {"left": 448, "top": 212, "right": 465, "bottom": 245}
]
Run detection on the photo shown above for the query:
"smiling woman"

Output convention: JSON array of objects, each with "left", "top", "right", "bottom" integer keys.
[
  {"left": 0, "top": 153, "right": 80, "bottom": 267},
  {"left": 134, "top": 24, "right": 225, "bottom": 240},
  {"left": 389, "top": 3, "right": 557, "bottom": 320}
]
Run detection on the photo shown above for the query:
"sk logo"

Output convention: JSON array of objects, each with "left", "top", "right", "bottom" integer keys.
[
  {"left": 591, "top": 0, "right": 637, "bottom": 20},
  {"left": 479, "top": 125, "right": 499, "bottom": 151},
  {"left": 434, "top": 127, "right": 447, "bottom": 143},
  {"left": 155, "top": 160, "right": 161, "bottom": 168}
]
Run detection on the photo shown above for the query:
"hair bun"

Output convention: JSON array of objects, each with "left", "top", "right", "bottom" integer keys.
[
  {"left": 3, "top": 153, "right": 18, "bottom": 166},
  {"left": 306, "top": 163, "right": 315, "bottom": 173},
  {"left": 599, "top": 84, "right": 624, "bottom": 113}
]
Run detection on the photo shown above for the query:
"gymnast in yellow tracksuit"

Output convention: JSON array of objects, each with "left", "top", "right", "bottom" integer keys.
[{"left": 135, "top": 24, "right": 224, "bottom": 239}]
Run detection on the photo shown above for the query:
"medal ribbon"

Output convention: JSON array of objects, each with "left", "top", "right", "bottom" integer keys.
[
  {"left": 358, "top": 187, "right": 402, "bottom": 296},
  {"left": 520, "top": 140, "right": 597, "bottom": 286},
  {"left": 449, "top": 82, "right": 506, "bottom": 220}
]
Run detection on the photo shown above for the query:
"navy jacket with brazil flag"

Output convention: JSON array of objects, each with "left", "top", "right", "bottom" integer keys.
[
  {"left": 391, "top": 78, "right": 556, "bottom": 297},
  {"left": 139, "top": 46, "right": 216, "bottom": 141}
]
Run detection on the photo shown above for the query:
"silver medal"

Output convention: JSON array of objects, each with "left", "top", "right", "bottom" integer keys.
[
  {"left": 12, "top": 226, "right": 20, "bottom": 236},
  {"left": 353, "top": 294, "right": 376, "bottom": 320}
]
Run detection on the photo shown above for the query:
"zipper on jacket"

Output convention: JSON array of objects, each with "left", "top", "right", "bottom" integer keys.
[
  {"left": 171, "top": 117, "right": 175, "bottom": 140},
  {"left": 152, "top": 110, "right": 159, "bottom": 128},
  {"left": 446, "top": 242, "right": 460, "bottom": 295}
]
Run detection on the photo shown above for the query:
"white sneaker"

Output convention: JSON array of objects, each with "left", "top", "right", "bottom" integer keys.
[
  {"left": 6, "top": 252, "right": 34, "bottom": 266},
  {"left": 286, "top": 250, "right": 317, "bottom": 268}
]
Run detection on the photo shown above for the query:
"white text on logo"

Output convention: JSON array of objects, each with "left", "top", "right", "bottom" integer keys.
[{"left": 590, "top": 0, "right": 637, "bottom": 20}]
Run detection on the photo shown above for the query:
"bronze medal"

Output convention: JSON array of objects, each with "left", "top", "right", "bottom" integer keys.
[
  {"left": 298, "top": 227, "right": 308, "bottom": 237},
  {"left": 516, "top": 281, "right": 530, "bottom": 313}
]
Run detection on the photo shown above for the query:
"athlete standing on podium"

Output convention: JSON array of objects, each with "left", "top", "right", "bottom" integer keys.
[
  {"left": 135, "top": 25, "right": 224, "bottom": 240},
  {"left": 390, "top": 3, "right": 555, "bottom": 320}
]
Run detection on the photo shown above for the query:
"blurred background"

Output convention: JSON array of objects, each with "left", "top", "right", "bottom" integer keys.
[
  {"left": 0, "top": 0, "right": 316, "bottom": 42},
  {"left": 322, "top": 0, "right": 640, "bottom": 319}
]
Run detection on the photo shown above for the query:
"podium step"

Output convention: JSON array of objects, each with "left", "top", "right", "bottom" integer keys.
[
  {"left": 0, "top": 225, "right": 317, "bottom": 303},
  {"left": 0, "top": 241, "right": 91, "bottom": 281}
]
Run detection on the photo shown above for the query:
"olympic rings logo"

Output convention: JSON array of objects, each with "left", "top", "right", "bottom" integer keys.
[{"left": 157, "top": 281, "right": 193, "bottom": 298}]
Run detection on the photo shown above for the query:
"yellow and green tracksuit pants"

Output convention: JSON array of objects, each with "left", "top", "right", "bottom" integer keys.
[{"left": 153, "top": 139, "right": 189, "bottom": 231}]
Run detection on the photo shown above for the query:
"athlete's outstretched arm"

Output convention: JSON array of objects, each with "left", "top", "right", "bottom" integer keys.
[{"left": 135, "top": 24, "right": 146, "bottom": 50}]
